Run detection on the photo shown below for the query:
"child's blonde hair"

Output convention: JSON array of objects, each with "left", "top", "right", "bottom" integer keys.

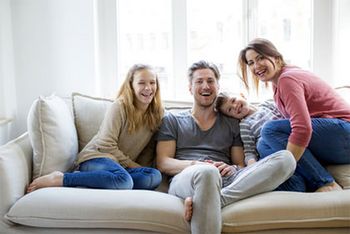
[{"left": 117, "top": 64, "right": 164, "bottom": 133}]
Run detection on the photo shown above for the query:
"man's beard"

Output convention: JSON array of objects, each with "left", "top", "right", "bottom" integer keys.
[{"left": 196, "top": 97, "right": 215, "bottom": 108}]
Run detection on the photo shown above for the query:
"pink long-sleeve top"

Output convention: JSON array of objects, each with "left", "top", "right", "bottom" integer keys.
[{"left": 273, "top": 66, "right": 350, "bottom": 147}]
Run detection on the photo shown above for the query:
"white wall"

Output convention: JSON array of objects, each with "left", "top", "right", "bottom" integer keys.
[
  {"left": 4, "top": 0, "right": 98, "bottom": 139},
  {"left": 93, "top": 0, "right": 118, "bottom": 98},
  {"left": 0, "top": 0, "right": 17, "bottom": 144}
]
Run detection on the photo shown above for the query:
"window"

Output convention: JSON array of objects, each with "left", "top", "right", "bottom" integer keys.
[
  {"left": 116, "top": 0, "right": 172, "bottom": 99},
  {"left": 116, "top": 0, "right": 312, "bottom": 102},
  {"left": 333, "top": 0, "right": 350, "bottom": 87}
]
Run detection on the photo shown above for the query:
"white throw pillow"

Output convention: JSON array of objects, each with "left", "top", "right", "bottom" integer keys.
[
  {"left": 27, "top": 95, "right": 78, "bottom": 179},
  {"left": 72, "top": 93, "right": 113, "bottom": 151}
]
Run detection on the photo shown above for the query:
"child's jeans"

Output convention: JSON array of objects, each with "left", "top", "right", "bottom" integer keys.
[{"left": 63, "top": 157, "right": 162, "bottom": 190}]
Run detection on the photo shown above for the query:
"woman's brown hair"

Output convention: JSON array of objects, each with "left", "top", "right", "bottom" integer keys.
[{"left": 238, "top": 38, "right": 286, "bottom": 93}]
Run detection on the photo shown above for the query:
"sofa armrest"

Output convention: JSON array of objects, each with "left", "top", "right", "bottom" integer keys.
[{"left": 0, "top": 133, "right": 32, "bottom": 223}]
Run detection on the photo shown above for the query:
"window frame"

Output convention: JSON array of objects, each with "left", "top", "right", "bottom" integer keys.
[{"left": 93, "top": 0, "right": 338, "bottom": 101}]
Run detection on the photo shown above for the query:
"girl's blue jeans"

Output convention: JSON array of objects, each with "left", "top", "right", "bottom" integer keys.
[
  {"left": 257, "top": 118, "right": 350, "bottom": 192},
  {"left": 63, "top": 157, "right": 162, "bottom": 190}
]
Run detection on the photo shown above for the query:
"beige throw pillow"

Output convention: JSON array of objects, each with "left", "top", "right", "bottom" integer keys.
[
  {"left": 327, "top": 164, "right": 350, "bottom": 189},
  {"left": 335, "top": 85, "right": 350, "bottom": 102},
  {"left": 72, "top": 93, "right": 113, "bottom": 151},
  {"left": 27, "top": 95, "right": 78, "bottom": 179}
]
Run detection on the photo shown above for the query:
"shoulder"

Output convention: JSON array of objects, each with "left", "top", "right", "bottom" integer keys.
[
  {"left": 219, "top": 112, "right": 240, "bottom": 127},
  {"left": 161, "top": 109, "right": 191, "bottom": 126},
  {"left": 109, "top": 99, "right": 123, "bottom": 110},
  {"left": 260, "top": 99, "right": 277, "bottom": 109},
  {"left": 164, "top": 109, "right": 191, "bottom": 120},
  {"left": 281, "top": 65, "right": 307, "bottom": 76},
  {"left": 278, "top": 69, "right": 306, "bottom": 94},
  {"left": 279, "top": 66, "right": 318, "bottom": 85},
  {"left": 105, "top": 99, "right": 126, "bottom": 121}
]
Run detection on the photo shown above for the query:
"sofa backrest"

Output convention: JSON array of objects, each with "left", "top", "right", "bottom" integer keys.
[
  {"left": 25, "top": 86, "right": 349, "bottom": 182},
  {"left": 71, "top": 93, "right": 113, "bottom": 151}
]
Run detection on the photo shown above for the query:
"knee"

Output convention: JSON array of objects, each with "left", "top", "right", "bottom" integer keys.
[
  {"left": 149, "top": 168, "right": 162, "bottom": 188},
  {"left": 193, "top": 165, "right": 221, "bottom": 187},
  {"left": 133, "top": 168, "right": 162, "bottom": 190},
  {"left": 256, "top": 138, "right": 269, "bottom": 158},
  {"left": 273, "top": 150, "right": 297, "bottom": 175},
  {"left": 110, "top": 172, "right": 134, "bottom": 190},
  {"left": 260, "top": 121, "right": 277, "bottom": 138}
]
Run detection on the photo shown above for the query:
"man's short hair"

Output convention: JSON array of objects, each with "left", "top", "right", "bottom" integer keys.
[{"left": 187, "top": 60, "right": 220, "bottom": 83}]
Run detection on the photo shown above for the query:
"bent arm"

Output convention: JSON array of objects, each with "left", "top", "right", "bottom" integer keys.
[
  {"left": 231, "top": 146, "right": 245, "bottom": 168},
  {"left": 156, "top": 140, "right": 196, "bottom": 176},
  {"left": 240, "top": 122, "right": 259, "bottom": 165},
  {"left": 278, "top": 77, "right": 312, "bottom": 159},
  {"left": 94, "top": 102, "right": 141, "bottom": 168}
]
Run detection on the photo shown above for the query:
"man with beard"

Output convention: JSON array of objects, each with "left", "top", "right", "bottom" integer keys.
[{"left": 156, "top": 60, "right": 296, "bottom": 234}]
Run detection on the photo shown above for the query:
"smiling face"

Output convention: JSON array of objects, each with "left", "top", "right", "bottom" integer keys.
[
  {"left": 190, "top": 68, "right": 219, "bottom": 108},
  {"left": 132, "top": 69, "right": 157, "bottom": 110},
  {"left": 219, "top": 95, "right": 250, "bottom": 119},
  {"left": 245, "top": 49, "right": 281, "bottom": 84}
]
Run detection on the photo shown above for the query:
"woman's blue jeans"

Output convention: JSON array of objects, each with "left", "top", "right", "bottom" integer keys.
[
  {"left": 257, "top": 118, "right": 350, "bottom": 192},
  {"left": 63, "top": 158, "right": 162, "bottom": 190}
]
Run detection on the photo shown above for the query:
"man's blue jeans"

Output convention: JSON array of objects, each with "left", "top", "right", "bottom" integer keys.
[
  {"left": 63, "top": 157, "right": 162, "bottom": 190},
  {"left": 257, "top": 118, "right": 350, "bottom": 192}
]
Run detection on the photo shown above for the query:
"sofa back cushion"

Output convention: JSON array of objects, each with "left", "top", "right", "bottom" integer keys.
[
  {"left": 27, "top": 95, "right": 78, "bottom": 179},
  {"left": 72, "top": 93, "right": 113, "bottom": 151}
]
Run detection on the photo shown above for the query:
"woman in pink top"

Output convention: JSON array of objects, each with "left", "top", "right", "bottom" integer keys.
[{"left": 238, "top": 38, "right": 350, "bottom": 192}]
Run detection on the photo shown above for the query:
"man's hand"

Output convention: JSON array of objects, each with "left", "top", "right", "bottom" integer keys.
[{"left": 204, "top": 160, "right": 238, "bottom": 176}]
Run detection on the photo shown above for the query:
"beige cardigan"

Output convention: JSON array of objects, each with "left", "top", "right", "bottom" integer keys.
[{"left": 76, "top": 100, "right": 154, "bottom": 168}]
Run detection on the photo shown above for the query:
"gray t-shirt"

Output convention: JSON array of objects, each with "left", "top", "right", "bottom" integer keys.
[{"left": 157, "top": 110, "right": 242, "bottom": 165}]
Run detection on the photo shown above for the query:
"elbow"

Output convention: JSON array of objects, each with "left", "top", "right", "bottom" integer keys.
[
  {"left": 303, "top": 124, "right": 313, "bottom": 145},
  {"left": 156, "top": 156, "right": 177, "bottom": 176},
  {"left": 156, "top": 156, "right": 167, "bottom": 173},
  {"left": 290, "top": 123, "right": 313, "bottom": 147},
  {"left": 305, "top": 123, "right": 312, "bottom": 134}
]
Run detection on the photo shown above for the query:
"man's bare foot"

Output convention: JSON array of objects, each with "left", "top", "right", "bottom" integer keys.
[
  {"left": 315, "top": 181, "right": 343, "bottom": 192},
  {"left": 27, "top": 171, "right": 64, "bottom": 193},
  {"left": 184, "top": 197, "right": 193, "bottom": 222}
]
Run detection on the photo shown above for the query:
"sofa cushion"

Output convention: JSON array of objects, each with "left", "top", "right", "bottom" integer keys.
[
  {"left": 5, "top": 187, "right": 189, "bottom": 233},
  {"left": 27, "top": 95, "right": 78, "bottom": 179},
  {"left": 72, "top": 93, "right": 113, "bottom": 151},
  {"left": 221, "top": 190, "right": 350, "bottom": 233},
  {"left": 5, "top": 188, "right": 350, "bottom": 233},
  {"left": 327, "top": 164, "right": 350, "bottom": 189}
]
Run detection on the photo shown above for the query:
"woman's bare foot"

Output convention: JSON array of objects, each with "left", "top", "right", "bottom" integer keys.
[
  {"left": 184, "top": 197, "right": 193, "bottom": 222},
  {"left": 27, "top": 171, "right": 64, "bottom": 193},
  {"left": 315, "top": 181, "right": 343, "bottom": 192}
]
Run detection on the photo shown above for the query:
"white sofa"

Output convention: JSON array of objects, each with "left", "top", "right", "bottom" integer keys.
[{"left": 1, "top": 92, "right": 350, "bottom": 234}]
